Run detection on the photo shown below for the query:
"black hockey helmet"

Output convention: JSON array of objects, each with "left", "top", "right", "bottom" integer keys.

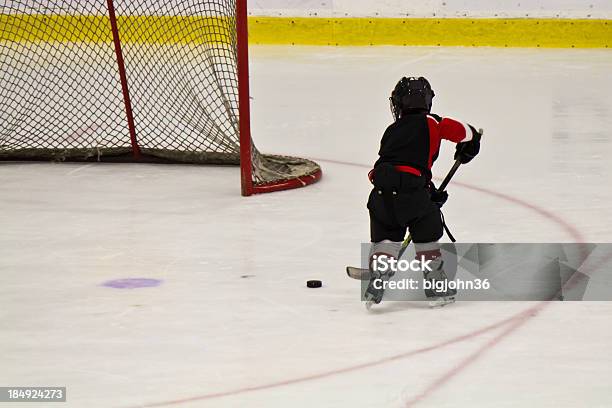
[{"left": 390, "top": 77, "right": 435, "bottom": 119}]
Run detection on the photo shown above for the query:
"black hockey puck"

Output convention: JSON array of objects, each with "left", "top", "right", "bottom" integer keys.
[{"left": 307, "top": 280, "right": 322, "bottom": 288}]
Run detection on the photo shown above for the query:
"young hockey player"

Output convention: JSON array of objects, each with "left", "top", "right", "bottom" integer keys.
[{"left": 365, "top": 77, "right": 481, "bottom": 308}]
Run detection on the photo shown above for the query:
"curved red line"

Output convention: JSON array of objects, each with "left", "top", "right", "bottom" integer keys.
[
  {"left": 404, "top": 307, "right": 537, "bottom": 407},
  {"left": 451, "top": 179, "right": 585, "bottom": 243},
  {"left": 136, "top": 313, "right": 524, "bottom": 408}
]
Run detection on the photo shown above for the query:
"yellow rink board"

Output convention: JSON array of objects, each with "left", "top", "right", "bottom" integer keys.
[
  {"left": 1, "top": 14, "right": 610, "bottom": 48},
  {"left": 250, "top": 17, "right": 611, "bottom": 48},
  {"left": 0, "top": 15, "right": 234, "bottom": 44}
]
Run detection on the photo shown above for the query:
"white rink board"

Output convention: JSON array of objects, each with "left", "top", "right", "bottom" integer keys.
[
  {"left": 5, "top": 0, "right": 612, "bottom": 18},
  {"left": 249, "top": 0, "right": 612, "bottom": 18}
]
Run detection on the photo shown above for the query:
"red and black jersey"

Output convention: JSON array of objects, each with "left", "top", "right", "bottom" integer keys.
[{"left": 372, "top": 113, "right": 476, "bottom": 181}]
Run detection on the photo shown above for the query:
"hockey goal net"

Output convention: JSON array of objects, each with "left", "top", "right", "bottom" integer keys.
[{"left": 0, "top": 0, "right": 321, "bottom": 195}]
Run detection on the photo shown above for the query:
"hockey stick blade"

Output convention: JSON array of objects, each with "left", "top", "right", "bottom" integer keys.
[{"left": 346, "top": 266, "right": 372, "bottom": 280}]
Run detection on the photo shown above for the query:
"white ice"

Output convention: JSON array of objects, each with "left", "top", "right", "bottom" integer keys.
[{"left": 1, "top": 46, "right": 612, "bottom": 407}]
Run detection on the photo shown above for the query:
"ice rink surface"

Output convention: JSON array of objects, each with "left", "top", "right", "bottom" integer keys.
[{"left": 1, "top": 46, "right": 612, "bottom": 407}]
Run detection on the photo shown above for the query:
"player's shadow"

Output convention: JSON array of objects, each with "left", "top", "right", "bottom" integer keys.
[{"left": 366, "top": 300, "right": 470, "bottom": 314}]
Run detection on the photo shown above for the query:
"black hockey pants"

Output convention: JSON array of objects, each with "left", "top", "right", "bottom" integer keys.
[{"left": 367, "top": 163, "right": 443, "bottom": 244}]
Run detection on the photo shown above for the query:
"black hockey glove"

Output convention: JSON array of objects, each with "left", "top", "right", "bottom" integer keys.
[
  {"left": 429, "top": 183, "right": 449, "bottom": 208},
  {"left": 454, "top": 126, "right": 481, "bottom": 164}
]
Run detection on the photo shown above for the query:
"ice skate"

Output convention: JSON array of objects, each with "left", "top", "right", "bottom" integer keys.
[{"left": 418, "top": 244, "right": 457, "bottom": 308}]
